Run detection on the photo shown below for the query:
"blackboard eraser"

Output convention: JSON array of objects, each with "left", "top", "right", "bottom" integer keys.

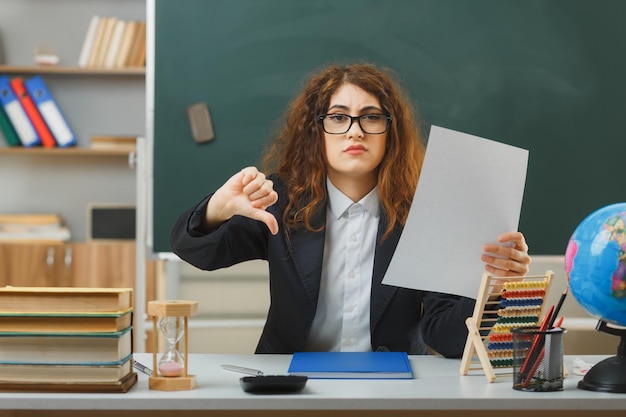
[{"left": 187, "top": 102, "right": 215, "bottom": 144}]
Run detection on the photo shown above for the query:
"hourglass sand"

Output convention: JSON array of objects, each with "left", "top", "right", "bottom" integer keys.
[{"left": 147, "top": 300, "right": 198, "bottom": 391}]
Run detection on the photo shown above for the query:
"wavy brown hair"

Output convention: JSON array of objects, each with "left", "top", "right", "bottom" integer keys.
[{"left": 262, "top": 63, "right": 426, "bottom": 241}]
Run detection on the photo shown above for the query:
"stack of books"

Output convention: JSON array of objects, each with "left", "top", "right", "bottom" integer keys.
[
  {"left": 0, "top": 213, "right": 71, "bottom": 242},
  {"left": 0, "top": 287, "right": 136, "bottom": 392},
  {"left": 77, "top": 16, "right": 146, "bottom": 69},
  {"left": 0, "top": 75, "right": 76, "bottom": 148}
]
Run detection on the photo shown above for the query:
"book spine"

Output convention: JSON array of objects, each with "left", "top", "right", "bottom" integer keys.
[
  {"left": 93, "top": 17, "right": 118, "bottom": 68},
  {"left": 103, "top": 20, "right": 126, "bottom": 69},
  {"left": 134, "top": 21, "right": 147, "bottom": 67},
  {"left": 0, "top": 76, "right": 40, "bottom": 147},
  {"left": 114, "top": 21, "right": 136, "bottom": 69},
  {"left": 10, "top": 77, "right": 57, "bottom": 148},
  {"left": 127, "top": 21, "right": 146, "bottom": 67},
  {"left": 0, "top": 330, "right": 132, "bottom": 365},
  {"left": 77, "top": 15, "right": 101, "bottom": 68},
  {"left": 0, "top": 213, "right": 61, "bottom": 225},
  {"left": 87, "top": 17, "right": 108, "bottom": 68},
  {"left": 24, "top": 76, "right": 76, "bottom": 147}
]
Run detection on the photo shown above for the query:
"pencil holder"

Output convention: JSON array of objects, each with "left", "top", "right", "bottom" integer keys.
[{"left": 512, "top": 326, "right": 566, "bottom": 392}]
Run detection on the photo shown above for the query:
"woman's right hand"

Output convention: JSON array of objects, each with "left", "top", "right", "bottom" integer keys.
[{"left": 205, "top": 167, "right": 279, "bottom": 235}]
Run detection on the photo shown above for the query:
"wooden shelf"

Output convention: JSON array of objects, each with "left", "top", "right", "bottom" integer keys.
[
  {"left": 0, "top": 65, "right": 145, "bottom": 76},
  {"left": 0, "top": 147, "right": 135, "bottom": 156}
]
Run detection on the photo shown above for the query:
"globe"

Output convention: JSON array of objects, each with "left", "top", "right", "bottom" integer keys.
[
  {"left": 565, "top": 202, "right": 626, "bottom": 393},
  {"left": 564, "top": 203, "right": 626, "bottom": 326}
]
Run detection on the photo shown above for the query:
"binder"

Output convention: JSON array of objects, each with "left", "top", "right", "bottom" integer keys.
[
  {"left": 0, "top": 104, "right": 21, "bottom": 147},
  {"left": 0, "top": 75, "right": 40, "bottom": 147},
  {"left": 287, "top": 351, "right": 414, "bottom": 379},
  {"left": 10, "top": 77, "right": 57, "bottom": 148},
  {"left": 24, "top": 76, "right": 76, "bottom": 147}
]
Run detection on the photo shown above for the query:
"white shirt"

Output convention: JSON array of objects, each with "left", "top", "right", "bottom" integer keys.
[{"left": 306, "top": 178, "right": 380, "bottom": 352}]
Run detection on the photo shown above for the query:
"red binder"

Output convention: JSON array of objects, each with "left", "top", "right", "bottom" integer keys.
[{"left": 10, "top": 77, "right": 56, "bottom": 147}]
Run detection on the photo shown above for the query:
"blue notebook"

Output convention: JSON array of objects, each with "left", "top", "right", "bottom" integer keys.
[{"left": 287, "top": 351, "right": 413, "bottom": 379}]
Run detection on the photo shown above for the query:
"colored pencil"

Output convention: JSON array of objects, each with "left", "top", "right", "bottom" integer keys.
[
  {"left": 517, "top": 305, "right": 554, "bottom": 383},
  {"left": 548, "top": 287, "right": 568, "bottom": 328}
]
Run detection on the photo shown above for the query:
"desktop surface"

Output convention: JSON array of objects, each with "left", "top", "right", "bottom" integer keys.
[{"left": 0, "top": 353, "right": 624, "bottom": 417}]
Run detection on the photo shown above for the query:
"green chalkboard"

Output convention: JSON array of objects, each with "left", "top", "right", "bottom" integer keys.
[{"left": 153, "top": 0, "right": 626, "bottom": 254}]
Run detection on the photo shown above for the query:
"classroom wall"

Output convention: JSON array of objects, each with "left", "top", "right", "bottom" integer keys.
[{"left": 151, "top": 0, "right": 626, "bottom": 255}]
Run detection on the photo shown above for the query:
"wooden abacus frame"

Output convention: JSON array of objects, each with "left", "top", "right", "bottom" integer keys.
[{"left": 460, "top": 270, "right": 554, "bottom": 382}]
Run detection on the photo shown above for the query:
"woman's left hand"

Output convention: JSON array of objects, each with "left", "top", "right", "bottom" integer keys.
[{"left": 481, "top": 232, "right": 531, "bottom": 277}]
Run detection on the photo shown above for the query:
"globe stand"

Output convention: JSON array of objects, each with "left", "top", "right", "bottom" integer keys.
[{"left": 578, "top": 320, "right": 626, "bottom": 393}]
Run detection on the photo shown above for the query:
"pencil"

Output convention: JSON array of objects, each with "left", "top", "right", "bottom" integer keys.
[
  {"left": 548, "top": 287, "right": 569, "bottom": 328},
  {"left": 517, "top": 305, "right": 554, "bottom": 383},
  {"left": 553, "top": 316, "right": 564, "bottom": 328},
  {"left": 522, "top": 348, "right": 545, "bottom": 387}
]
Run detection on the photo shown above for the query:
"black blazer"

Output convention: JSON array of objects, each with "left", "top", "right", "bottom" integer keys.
[{"left": 170, "top": 176, "right": 475, "bottom": 357}]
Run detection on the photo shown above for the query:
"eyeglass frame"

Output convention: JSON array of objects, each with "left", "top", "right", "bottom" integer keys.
[{"left": 317, "top": 113, "right": 392, "bottom": 135}]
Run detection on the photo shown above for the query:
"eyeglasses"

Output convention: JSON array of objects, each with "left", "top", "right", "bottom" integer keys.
[{"left": 317, "top": 113, "right": 392, "bottom": 135}]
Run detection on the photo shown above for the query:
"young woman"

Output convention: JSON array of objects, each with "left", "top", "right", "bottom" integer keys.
[{"left": 170, "top": 63, "right": 531, "bottom": 357}]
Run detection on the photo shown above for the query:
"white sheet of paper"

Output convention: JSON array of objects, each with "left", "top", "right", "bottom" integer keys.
[{"left": 382, "top": 125, "right": 529, "bottom": 299}]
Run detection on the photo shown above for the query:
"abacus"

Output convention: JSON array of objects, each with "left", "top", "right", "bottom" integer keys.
[{"left": 460, "top": 271, "right": 554, "bottom": 382}]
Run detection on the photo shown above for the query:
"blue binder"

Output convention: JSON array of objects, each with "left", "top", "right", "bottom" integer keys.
[
  {"left": 24, "top": 76, "right": 76, "bottom": 147},
  {"left": 287, "top": 351, "right": 414, "bottom": 379},
  {"left": 0, "top": 75, "right": 41, "bottom": 147}
]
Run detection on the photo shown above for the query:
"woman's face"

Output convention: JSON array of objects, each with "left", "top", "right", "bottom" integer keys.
[{"left": 323, "top": 83, "right": 387, "bottom": 189}]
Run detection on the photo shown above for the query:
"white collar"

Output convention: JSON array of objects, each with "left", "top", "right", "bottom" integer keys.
[{"left": 326, "top": 177, "right": 380, "bottom": 220}]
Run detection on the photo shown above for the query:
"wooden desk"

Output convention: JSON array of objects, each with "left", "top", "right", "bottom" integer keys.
[{"left": 0, "top": 354, "right": 624, "bottom": 417}]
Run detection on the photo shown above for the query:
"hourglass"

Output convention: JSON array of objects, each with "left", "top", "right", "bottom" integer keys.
[{"left": 147, "top": 300, "right": 198, "bottom": 391}]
